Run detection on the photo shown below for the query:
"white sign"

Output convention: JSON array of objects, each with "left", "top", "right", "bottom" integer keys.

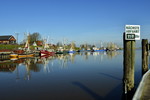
[{"left": 125, "top": 25, "right": 140, "bottom": 40}]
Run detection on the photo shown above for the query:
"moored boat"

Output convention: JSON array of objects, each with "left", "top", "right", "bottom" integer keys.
[
  {"left": 40, "top": 50, "right": 55, "bottom": 56},
  {"left": 10, "top": 53, "right": 34, "bottom": 58},
  {"left": 39, "top": 38, "right": 55, "bottom": 56},
  {"left": 93, "top": 49, "right": 106, "bottom": 52},
  {"left": 18, "top": 54, "right": 34, "bottom": 58},
  {"left": 10, "top": 54, "right": 18, "bottom": 58},
  {"left": 10, "top": 34, "right": 35, "bottom": 59},
  {"left": 55, "top": 47, "right": 68, "bottom": 54},
  {"left": 91, "top": 47, "right": 106, "bottom": 52},
  {"left": 55, "top": 50, "right": 68, "bottom": 54},
  {"left": 68, "top": 42, "right": 76, "bottom": 53},
  {"left": 68, "top": 49, "right": 76, "bottom": 53}
]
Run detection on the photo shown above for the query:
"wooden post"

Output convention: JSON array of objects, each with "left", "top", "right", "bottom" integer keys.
[
  {"left": 123, "top": 33, "right": 135, "bottom": 93},
  {"left": 142, "top": 39, "right": 149, "bottom": 74}
]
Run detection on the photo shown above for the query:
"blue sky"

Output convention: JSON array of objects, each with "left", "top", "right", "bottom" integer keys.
[{"left": 0, "top": 0, "right": 150, "bottom": 46}]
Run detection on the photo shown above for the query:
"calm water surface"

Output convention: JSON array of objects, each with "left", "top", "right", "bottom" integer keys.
[{"left": 0, "top": 50, "right": 143, "bottom": 100}]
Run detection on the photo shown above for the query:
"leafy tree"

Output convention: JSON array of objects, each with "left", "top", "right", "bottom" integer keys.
[{"left": 29, "top": 32, "right": 41, "bottom": 44}]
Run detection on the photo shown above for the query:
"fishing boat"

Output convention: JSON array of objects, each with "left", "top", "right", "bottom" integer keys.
[
  {"left": 10, "top": 50, "right": 25, "bottom": 58},
  {"left": 68, "top": 48, "right": 76, "bottom": 53},
  {"left": 10, "top": 34, "right": 35, "bottom": 59},
  {"left": 10, "top": 53, "right": 34, "bottom": 58},
  {"left": 40, "top": 50, "right": 55, "bottom": 56},
  {"left": 55, "top": 47, "right": 68, "bottom": 54},
  {"left": 85, "top": 48, "right": 91, "bottom": 52},
  {"left": 40, "top": 54, "right": 54, "bottom": 58},
  {"left": 39, "top": 38, "right": 55, "bottom": 56},
  {"left": 68, "top": 42, "right": 76, "bottom": 53},
  {"left": 55, "top": 50, "right": 68, "bottom": 54},
  {"left": 18, "top": 53, "right": 34, "bottom": 58},
  {"left": 56, "top": 38, "right": 69, "bottom": 54},
  {"left": 10, "top": 54, "right": 19, "bottom": 58},
  {"left": 91, "top": 47, "right": 106, "bottom": 52}
]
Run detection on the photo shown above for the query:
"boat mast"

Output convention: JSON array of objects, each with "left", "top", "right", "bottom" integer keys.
[{"left": 24, "top": 33, "right": 30, "bottom": 52}]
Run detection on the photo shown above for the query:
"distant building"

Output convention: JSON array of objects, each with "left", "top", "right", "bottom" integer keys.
[
  {"left": 36, "top": 41, "right": 43, "bottom": 46},
  {"left": 0, "top": 35, "right": 16, "bottom": 44}
]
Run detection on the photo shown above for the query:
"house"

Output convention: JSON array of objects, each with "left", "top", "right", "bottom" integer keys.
[
  {"left": 0, "top": 35, "right": 16, "bottom": 44},
  {"left": 36, "top": 40, "right": 43, "bottom": 46}
]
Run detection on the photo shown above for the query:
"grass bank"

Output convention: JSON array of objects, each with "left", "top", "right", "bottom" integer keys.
[{"left": 0, "top": 44, "right": 20, "bottom": 50}]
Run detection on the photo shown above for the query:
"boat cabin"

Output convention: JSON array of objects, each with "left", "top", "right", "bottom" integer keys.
[{"left": 0, "top": 35, "right": 16, "bottom": 44}]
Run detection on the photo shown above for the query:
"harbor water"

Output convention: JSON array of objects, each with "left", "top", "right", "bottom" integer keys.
[{"left": 0, "top": 50, "right": 143, "bottom": 100}]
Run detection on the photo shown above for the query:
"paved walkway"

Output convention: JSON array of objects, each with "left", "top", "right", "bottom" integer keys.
[{"left": 133, "top": 70, "right": 150, "bottom": 100}]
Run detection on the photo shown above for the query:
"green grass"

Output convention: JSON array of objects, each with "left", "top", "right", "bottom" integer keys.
[{"left": 0, "top": 44, "right": 20, "bottom": 50}]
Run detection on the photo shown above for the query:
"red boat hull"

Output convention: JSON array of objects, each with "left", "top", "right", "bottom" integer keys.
[{"left": 40, "top": 50, "right": 55, "bottom": 56}]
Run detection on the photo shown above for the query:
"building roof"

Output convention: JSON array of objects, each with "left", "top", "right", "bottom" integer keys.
[{"left": 0, "top": 35, "right": 14, "bottom": 40}]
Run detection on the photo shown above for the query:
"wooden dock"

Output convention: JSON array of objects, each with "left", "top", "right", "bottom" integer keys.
[
  {"left": 0, "top": 51, "right": 11, "bottom": 60},
  {"left": 133, "top": 70, "right": 150, "bottom": 100}
]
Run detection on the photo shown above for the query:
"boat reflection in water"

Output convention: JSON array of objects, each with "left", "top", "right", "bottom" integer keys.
[
  {"left": 0, "top": 60, "right": 17, "bottom": 72},
  {"left": 0, "top": 51, "right": 120, "bottom": 79}
]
